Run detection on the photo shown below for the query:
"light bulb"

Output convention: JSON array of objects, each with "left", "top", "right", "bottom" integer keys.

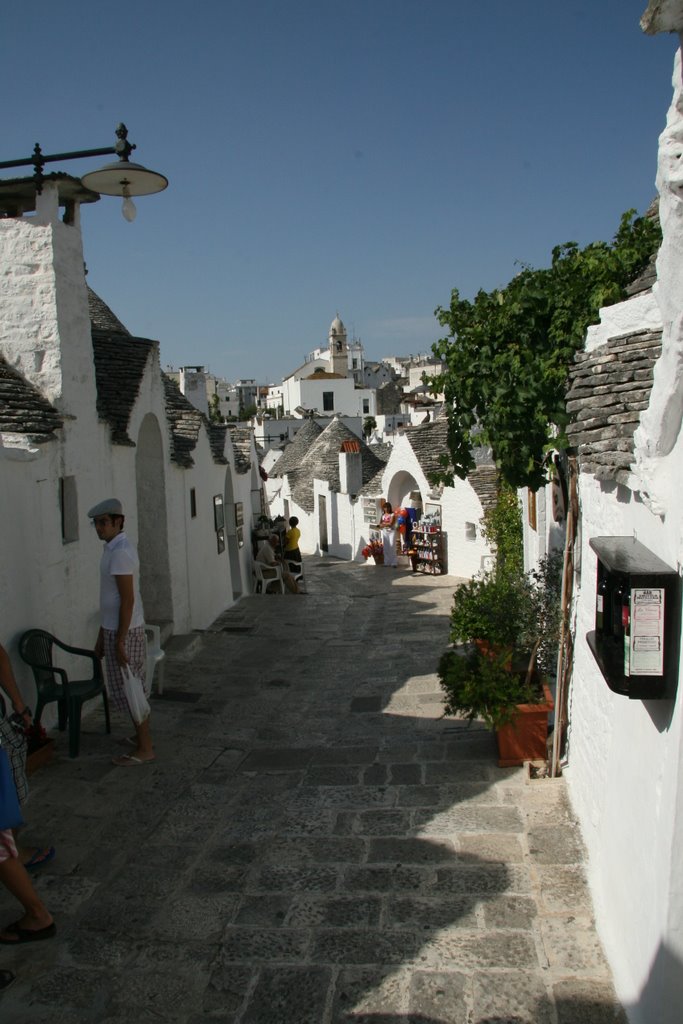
[{"left": 122, "top": 194, "right": 137, "bottom": 222}]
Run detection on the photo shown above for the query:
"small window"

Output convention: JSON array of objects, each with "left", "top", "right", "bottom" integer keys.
[
  {"left": 527, "top": 488, "right": 537, "bottom": 531},
  {"left": 465, "top": 522, "right": 477, "bottom": 541},
  {"left": 60, "top": 477, "right": 79, "bottom": 543},
  {"left": 323, "top": 391, "right": 334, "bottom": 412},
  {"left": 190, "top": 488, "right": 197, "bottom": 518},
  {"left": 362, "top": 399, "right": 369, "bottom": 414}
]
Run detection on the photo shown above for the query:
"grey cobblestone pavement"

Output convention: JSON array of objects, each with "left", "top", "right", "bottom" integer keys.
[{"left": 0, "top": 558, "right": 626, "bottom": 1023}]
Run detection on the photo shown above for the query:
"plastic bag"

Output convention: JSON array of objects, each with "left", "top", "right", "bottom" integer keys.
[
  {"left": 0, "top": 746, "right": 24, "bottom": 830},
  {"left": 122, "top": 665, "right": 151, "bottom": 725}
]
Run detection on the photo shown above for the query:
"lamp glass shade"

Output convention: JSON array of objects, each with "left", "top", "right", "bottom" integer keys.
[{"left": 81, "top": 160, "right": 168, "bottom": 197}]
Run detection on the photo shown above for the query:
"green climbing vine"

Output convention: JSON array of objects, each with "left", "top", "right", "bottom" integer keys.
[{"left": 429, "top": 209, "right": 661, "bottom": 490}]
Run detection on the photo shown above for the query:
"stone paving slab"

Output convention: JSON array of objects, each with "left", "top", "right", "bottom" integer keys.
[{"left": 0, "top": 559, "right": 626, "bottom": 1022}]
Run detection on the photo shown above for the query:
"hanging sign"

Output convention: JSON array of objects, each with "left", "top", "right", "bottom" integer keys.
[{"left": 630, "top": 588, "right": 665, "bottom": 677}]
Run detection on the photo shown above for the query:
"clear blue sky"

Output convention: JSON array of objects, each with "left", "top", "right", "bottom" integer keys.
[{"left": 1, "top": 1, "right": 677, "bottom": 382}]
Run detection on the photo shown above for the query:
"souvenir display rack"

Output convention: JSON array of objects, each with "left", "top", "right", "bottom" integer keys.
[{"left": 410, "top": 512, "right": 444, "bottom": 574}]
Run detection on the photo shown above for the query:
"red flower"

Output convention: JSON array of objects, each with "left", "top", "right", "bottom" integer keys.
[{"left": 362, "top": 539, "right": 384, "bottom": 560}]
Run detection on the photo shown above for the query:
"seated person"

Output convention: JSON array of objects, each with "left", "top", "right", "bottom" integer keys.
[
  {"left": 284, "top": 517, "right": 302, "bottom": 564},
  {"left": 256, "top": 535, "right": 299, "bottom": 594}
]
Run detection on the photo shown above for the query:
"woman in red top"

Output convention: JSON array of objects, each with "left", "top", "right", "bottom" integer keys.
[{"left": 379, "top": 503, "right": 398, "bottom": 568}]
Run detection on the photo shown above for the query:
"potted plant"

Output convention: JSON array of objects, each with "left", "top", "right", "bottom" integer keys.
[
  {"left": 361, "top": 538, "right": 384, "bottom": 564},
  {"left": 439, "top": 541, "right": 562, "bottom": 766},
  {"left": 447, "top": 571, "right": 535, "bottom": 657},
  {"left": 439, "top": 645, "right": 549, "bottom": 731}
]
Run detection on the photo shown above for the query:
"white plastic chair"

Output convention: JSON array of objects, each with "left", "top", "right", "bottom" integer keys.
[
  {"left": 253, "top": 561, "right": 285, "bottom": 595},
  {"left": 286, "top": 558, "right": 305, "bottom": 591},
  {"left": 144, "top": 624, "right": 165, "bottom": 695}
]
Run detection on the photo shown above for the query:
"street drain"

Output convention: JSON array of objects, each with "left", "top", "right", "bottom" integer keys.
[
  {"left": 265, "top": 678, "right": 290, "bottom": 688},
  {"left": 221, "top": 625, "right": 255, "bottom": 633}
]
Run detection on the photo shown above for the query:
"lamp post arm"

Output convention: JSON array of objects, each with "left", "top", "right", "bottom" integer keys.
[
  {"left": 0, "top": 145, "right": 115, "bottom": 171},
  {"left": 0, "top": 123, "right": 137, "bottom": 192}
]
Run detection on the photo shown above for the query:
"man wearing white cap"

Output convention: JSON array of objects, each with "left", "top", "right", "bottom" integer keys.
[{"left": 88, "top": 498, "right": 154, "bottom": 766}]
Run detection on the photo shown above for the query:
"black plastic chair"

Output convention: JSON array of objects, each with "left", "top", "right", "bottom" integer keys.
[{"left": 18, "top": 629, "right": 111, "bottom": 758}]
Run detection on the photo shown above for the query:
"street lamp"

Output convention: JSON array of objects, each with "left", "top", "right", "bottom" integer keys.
[{"left": 0, "top": 123, "right": 168, "bottom": 221}]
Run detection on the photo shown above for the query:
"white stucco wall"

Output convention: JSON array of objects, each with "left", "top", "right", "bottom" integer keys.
[
  {"left": 315, "top": 480, "right": 360, "bottom": 561},
  {"left": 521, "top": 478, "right": 568, "bottom": 573},
  {"left": 1, "top": 190, "right": 254, "bottom": 722},
  {"left": 0, "top": 186, "right": 96, "bottom": 416},
  {"left": 0, "top": 440, "right": 94, "bottom": 710},
  {"left": 171, "top": 448, "right": 232, "bottom": 629},
  {"left": 567, "top": 475, "right": 683, "bottom": 1018},
  {"left": 565, "top": 39, "right": 683, "bottom": 1021},
  {"left": 0, "top": 192, "right": 127, "bottom": 711},
  {"left": 438, "top": 477, "right": 492, "bottom": 579},
  {"left": 266, "top": 475, "right": 317, "bottom": 555},
  {"left": 381, "top": 435, "right": 492, "bottom": 579},
  {"left": 521, "top": 486, "right": 546, "bottom": 570},
  {"left": 282, "top": 375, "right": 375, "bottom": 418}
]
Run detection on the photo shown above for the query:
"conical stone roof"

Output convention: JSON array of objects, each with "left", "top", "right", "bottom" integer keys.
[
  {"left": 271, "top": 418, "right": 324, "bottom": 477},
  {"left": 88, "top": 286, "right": 130, "bottom": 335},
  {"left": 289, "top": 417, "right": 388, "bottom": 512}
]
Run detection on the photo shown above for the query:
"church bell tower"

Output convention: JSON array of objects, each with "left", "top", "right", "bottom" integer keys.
[{"left": 328, "top": 314, "right": 348, "bottom": 377}]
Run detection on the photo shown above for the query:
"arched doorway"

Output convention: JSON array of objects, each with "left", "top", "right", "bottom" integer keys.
[
  {"left": 386, "top": 469, "right": 423, "bottom": 555},
  {"left": 387, "top": 469, "right": 421, "bottom": 512},
  {"left": 135, "top": 414, "right": 173, "bottom": 626}
]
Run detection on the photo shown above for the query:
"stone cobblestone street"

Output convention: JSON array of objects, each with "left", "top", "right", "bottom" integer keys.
[{"left": 0, "top": 559, "right": 626, "bottom": 1023}]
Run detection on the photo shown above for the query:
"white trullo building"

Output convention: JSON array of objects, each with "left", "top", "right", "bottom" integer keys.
[
  {"left": 0, "top": 174, "right": 261, "bottom": 716},
  {"left": 527, "top": 9, "right": 683, "bottom": 1021}
]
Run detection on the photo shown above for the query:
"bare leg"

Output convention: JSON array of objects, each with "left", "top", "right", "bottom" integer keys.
[
  {"left": 134, "top": 716, "right": 154, "bottom": 758},
  {"left": 0, "top": 857, "right": 53, "bottom": 935},
  {"left": 113, "top": 714, "right": 155, "bottom": 765}
]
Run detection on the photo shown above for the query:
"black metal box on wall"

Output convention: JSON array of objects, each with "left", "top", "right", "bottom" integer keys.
[{"left": 587, "top": 537, "right": 680, "bottom": 700}]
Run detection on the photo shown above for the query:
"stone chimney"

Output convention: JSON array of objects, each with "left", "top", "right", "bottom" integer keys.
[
  {"left": 0, "top": 180, "right": 96, "bottom": 416},
  {"left": 179, "top": 366, "right": 209, "bottom": 416},
  {"left": 339, "top": 439, "right": 362, "bottom": 496}
]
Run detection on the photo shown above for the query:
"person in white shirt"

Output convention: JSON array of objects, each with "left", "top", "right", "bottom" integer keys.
[
  {"left": 256, "top": 535, "right": 299, "bottom": 593},
  {"left": 88, "top": 498, "right": 154, "bottom": 766}
]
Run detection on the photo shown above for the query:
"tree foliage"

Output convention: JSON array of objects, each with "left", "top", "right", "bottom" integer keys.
[
  {"left": 209, "top": 393, "right": 224, "bottom": 424},
  {"left": 239, "top": 403, "right": 258, "bottom": 421},
  {"left": 480, "top": 485, "right": 524, "bottom": 579},
  {"left": 363, "top": 415, "right": 377, "bottom": 439},
  {"left": 429, "top": 209, "right": 661, "bottom": 490}
]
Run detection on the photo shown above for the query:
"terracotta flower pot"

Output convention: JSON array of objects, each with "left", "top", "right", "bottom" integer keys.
[
  {"left": 495, "top": 682, "right": 554, "bottom": 767},
  {"left": 372, "top": 552, "right": 384, "bottom": 564}
]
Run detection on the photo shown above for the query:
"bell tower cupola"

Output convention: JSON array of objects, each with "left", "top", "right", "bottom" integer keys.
[{"left": 328, "top": 314, "right": 348, "bottom": 377}]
